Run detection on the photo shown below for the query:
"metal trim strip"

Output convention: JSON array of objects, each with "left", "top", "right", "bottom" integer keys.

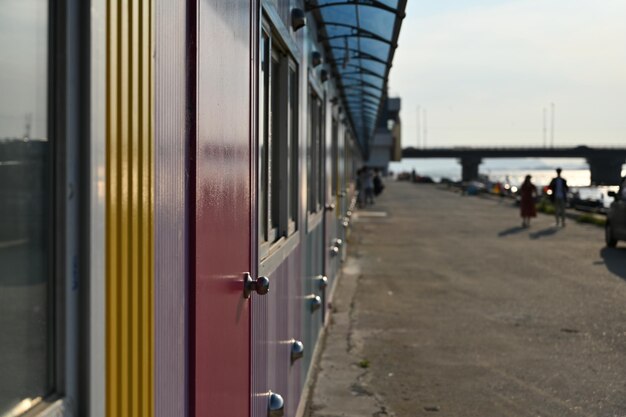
[
  {"left": 105, "top": 0, "right": 154, "bottom": 415},
  {"left": 262, "top": 1, "right": 302, "bottom": 64}
]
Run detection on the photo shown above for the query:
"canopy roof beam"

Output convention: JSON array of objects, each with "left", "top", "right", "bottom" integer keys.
[{"left": 304, "top": 0, "right": 406, "bottom": 18}]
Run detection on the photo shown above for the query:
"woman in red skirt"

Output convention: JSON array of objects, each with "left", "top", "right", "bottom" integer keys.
[{"left": 520, "top": 175, "right": 537, "bottom": 227}]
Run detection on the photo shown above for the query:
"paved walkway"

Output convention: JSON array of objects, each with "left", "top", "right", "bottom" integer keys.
[{"left": 308, "top": 182, "right": 626, "bottom": 417}]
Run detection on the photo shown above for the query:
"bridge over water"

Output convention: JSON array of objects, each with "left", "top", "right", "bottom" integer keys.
[{"left": 402, "top": 146, "right": 626, "bottom": 184}]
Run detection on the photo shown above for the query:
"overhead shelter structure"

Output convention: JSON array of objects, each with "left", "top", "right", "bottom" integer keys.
[{"left": 306, "top": 0, "right": 407, "bottom": 158}]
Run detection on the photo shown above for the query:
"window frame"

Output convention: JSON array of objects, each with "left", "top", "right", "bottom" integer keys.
[
  {"left": 258, "top": 16, "right": 300, "bottom": 261},
  {"left": 307, "top": 88, "right": 324, "bottom": 215},
  {"left": 2, "top": 1, "right": 87, "bottom": 416},
  {"left": 330, "top": 116, "right": 339, "bottom": 202},
  {"left": 287, "top": 60, "right": 298, "bottom": 236}
]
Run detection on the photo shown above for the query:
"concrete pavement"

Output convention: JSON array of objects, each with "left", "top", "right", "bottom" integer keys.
[{"left": 307, "top": 182, "right": 626, "bottom": 417}]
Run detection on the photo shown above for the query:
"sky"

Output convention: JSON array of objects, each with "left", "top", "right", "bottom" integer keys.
[{"left": 388, "top": 0, "right": 626, "bottom": 148}]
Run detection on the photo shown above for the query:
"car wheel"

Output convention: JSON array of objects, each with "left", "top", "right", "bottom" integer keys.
[{"left": 605, "top": 222, "right": 618, "bottom": 248}]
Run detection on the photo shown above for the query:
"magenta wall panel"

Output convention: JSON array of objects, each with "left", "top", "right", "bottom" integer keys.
[
  {"left": 252, "top": 246, "right": 304, "bottom": 417},
  {"left": 155, "top": 1, "right": 188, "bottom": 416},
  {"left": 193, "top": 1, "right": 253, "bottom": 416}
]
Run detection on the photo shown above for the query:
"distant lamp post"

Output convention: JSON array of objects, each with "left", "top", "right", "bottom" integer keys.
[{"left": 550, "top": 102, "right": 555, "bottom": 148}]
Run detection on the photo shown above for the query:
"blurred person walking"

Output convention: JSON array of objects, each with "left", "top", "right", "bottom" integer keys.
[
  {"left": 357, "top": 167, "right": 365, "bottom": 208},
  {"left": 364, "top": 167, "right": 375, "bottom": 205},
  {"left": 549, "top": 168, "right": 569, "bottom": 227},
  {"left": 373, "top": 168, "right": 385, "bottom": 196},
  {"left": 520, "top": 175, "right": 537, "bottom": 227}
]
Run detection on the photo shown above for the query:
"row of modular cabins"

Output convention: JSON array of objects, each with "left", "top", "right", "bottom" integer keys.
[{"left": 0, "top": 0, "right": 406, "bottom": 416}]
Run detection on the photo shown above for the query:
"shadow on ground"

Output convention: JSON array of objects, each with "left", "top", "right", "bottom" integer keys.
[
  {"left": 529, "top": 227, "right": 561, "bottom": 240},
  {"left": 600, "top": 247, "right": 626, "bottom": 280},
  {"left": 498, "top": 226, "right": 526, "bottom": 237}
]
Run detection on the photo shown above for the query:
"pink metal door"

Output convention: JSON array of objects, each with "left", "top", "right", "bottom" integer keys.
[{"left": 192, "top": 1, "right": 253, "bottom": 416}]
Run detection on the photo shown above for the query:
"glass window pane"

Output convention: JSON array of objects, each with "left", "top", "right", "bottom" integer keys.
[
  {"left": 270, "top": 54, "right": 280, "bottom": 237},
  {"left": 288, "top": 67, "right": 298, "bottom": 226},
  {"left": 331, "top": 119, "right": 338, "bottom": 196},
  {"left": 0, "top": 0, "right": 52, "bottom": 413},
  {"left": 308, "top": 92, "right": 320, "bottom": 213},
  {"left": 317, "top": 99, "right": 324, "bottom": 209},
  {"left": 259, "top": 31, "right": 269, "bottom": 244}
]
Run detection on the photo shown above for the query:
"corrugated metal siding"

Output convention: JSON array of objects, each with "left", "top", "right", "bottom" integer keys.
[
  {"left": 105, "top": 1, "right": 154, "bottom": 416},
  {"left": 301, "top": 227, "right": 324, "bottom": 387},
  {"left": 193, "top": 1, "right": 252, "bottom": 416},
  {"left": 252, "top": 247, "right": 304, "bottom": 417},
  {"left": 154, "top": 1, "right": 187, "bottom": 416}
]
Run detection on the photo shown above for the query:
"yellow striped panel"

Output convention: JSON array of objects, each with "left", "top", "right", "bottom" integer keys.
[{"left": 106, "top": 0, "right": 154, "bottom": 416}]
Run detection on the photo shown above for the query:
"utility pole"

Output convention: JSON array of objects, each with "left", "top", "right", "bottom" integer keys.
[
  {"left": 423, "top": 109, "right": 428, "bottom": 149},
  {"left": 542, "top": 107, "right": 547, "bottom": 148},
  {"left": 417, "top": 105, "right": 421, "bottom": 148},
  {"left": 23, "top": 113, "right": 32, "bottom": 140},
  {"left": 550, "top": 102, "right": 555, "bottom": 148}
]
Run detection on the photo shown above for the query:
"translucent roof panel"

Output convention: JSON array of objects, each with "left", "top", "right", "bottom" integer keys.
[{"left": 306, "top": 0, "right": 407, "bottom": 152}]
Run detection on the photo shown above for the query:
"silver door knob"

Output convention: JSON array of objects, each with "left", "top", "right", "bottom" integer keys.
[
  {"left": 325, "top": 203, "right": 335, "bottom": 211},
  {"left": 244, "top": 273, "right": 270, "bottom": 298},
  {"left": 268, "top": 392, "right": 285, "bottom": 417},
  {"left": 317, "top": 275, "right": 328, "bottom": 290},
  {"left": 291, "top": 340, "right": 304, "bottom": 362},
  {"left": 334, "top": 238, "right": 344, "bottom": 247},
  {"left": 309, "top": 295, "right": 322, "bottom": 312},
  {"left": 330, "top": 246, "right": 339, "bottom": 256}
]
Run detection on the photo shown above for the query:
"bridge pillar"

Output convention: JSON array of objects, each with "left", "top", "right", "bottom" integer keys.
[
  {"left": 460, "top": 157, "right": 482, "bottom": 182},
  {"left": 587, "top": 157, "right": 624, "bottom": 185}
]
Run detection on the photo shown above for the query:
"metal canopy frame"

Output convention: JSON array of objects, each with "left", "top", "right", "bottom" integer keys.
[
  {"left": 318, "top": 22, "right": 395, "bottom": 46},
  {"left": 340, "top": 65, "right": 386, "bottom": 80},
  {"left": 305, "top": 0, "right": 407, "bottom": 156},
  {"left": 327, "top": 46, "right": 389, "bottom": 66},
  {"left": 305, "top": 0, "right": 406, "bottom": 18}
]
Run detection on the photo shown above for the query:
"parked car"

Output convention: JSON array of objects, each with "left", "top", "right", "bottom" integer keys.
[{"left": 605, "top": 178, "right": 626, "bottom": 247}]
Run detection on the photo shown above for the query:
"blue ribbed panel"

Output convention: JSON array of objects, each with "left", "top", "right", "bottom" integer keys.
[
  {"left": 252, "top": 246, "right": 304, "bottom": 417},
  {"left": 301, "top": 225, "right": 325, "bottom": 386}
]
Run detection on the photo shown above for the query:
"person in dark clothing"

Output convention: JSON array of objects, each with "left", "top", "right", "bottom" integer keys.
[
  {"left": 519, "top": 175, "right": 537, "bottom": 227},
  {"left": 356, "top": 167, "right": 364, "bottom": 208},
  {"left": 363, "top": 167, "right": 375, "bottom": 205},
  {"left": 548, "top": 168, "right": 568, "bottom": 226},
  {"left": 373, "top": 169, "right": 385, "bottom": 196}
]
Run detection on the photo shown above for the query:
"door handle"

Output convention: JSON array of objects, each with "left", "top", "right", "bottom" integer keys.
[
  {"left": 307, "top": 294, "right": 322, "bottom": 312},
  {"left": 268, "top": 391, "right": 285, "bottom": 417},
  {"left": 291, "top": 339, "right": 304, "bottom": 363},
  {"left": 317, "top": 275, "right": 328, "bottom": 290},
  {"left": 243, "top": 273, "right": 270, "bottom": 298}
]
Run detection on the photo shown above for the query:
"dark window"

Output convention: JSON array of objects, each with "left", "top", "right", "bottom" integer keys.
[
  {"left": 259, "top": 30, "right": 271, "bottom": 245},
  {"left": 259, "top": 22, "right": 299, "bottom": 256},
  {"left": 308, "top": 91, "right": 323, "bottom": 213},
  {"left": 269, "top": 51, "right": 280, "bottom": 240},
  {"left": 288, "top": 65, "right": 298, "bottom": 231},
  {"left": 0, "top": 0, "right": 53, "bottom": 413},
  {"left": 331, "top": 118, "right": 338, "bottom": 197}
]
